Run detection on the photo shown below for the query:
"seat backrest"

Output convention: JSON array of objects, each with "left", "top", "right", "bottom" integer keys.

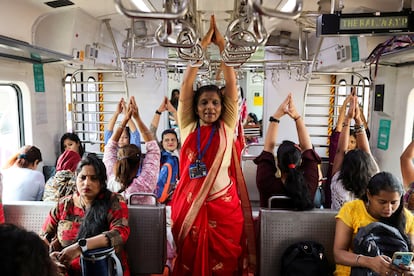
[
  {"left": 4, "top": 199, "right": 167, "bottom": 276},
  {"left": 259, "top": 209, "right": 337, "bottom": 276},
  {"left": 127, "top": 193, "right": 167, "bottom": 275},
  {"left": 3, "top": 201, "right": 55, "bottom": 233}
]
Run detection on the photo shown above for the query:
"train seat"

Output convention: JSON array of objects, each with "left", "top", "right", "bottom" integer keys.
[
  {"left": 3, "top": 198, "right": 167, "bottom": 276},
  {"left": 259, "top": 208, "right": 337, "bottom": 275},
  {"left": 127, "top": 193, "right": 167, "bottom": 275}
]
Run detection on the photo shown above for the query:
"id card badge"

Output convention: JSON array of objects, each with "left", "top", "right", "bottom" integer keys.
[{"left": 189, "top": 160, "right": 208, "bottom": 179}]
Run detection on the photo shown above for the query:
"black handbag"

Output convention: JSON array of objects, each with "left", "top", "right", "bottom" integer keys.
[{"left": 80, "top": 247, "right": 123, "bottom": 276}]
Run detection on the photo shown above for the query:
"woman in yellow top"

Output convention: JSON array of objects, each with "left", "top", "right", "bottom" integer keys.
[{"left": 334, "top": 171, "right": 414, "bottom": 276}]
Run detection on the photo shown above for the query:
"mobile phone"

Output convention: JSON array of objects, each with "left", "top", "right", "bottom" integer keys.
[{"left": 392, "top": 252, "right": 414, "bottom": 267}]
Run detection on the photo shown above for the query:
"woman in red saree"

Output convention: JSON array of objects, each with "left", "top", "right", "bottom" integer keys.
[{"left": 171, "top": 15, "right": 253, "bottom": 275}]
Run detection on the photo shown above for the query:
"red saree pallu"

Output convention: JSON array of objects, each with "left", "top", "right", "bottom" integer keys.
[{"left": 171, "top": 123, "right": 244, "bottom": 276}]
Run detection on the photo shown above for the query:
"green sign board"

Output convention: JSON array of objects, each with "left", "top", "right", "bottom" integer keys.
[
  {"left": 377, "top": 119, "right": 391, "bottom": 150},
  {"left": 33, "top": 63, "right": 45, "bottom": 92},
  {"left": 350, "top": 36, "right": 359, "bottom": 62}
]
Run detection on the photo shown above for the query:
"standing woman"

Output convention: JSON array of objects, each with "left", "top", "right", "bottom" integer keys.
[
  {"left": 103, "top": 96, "right": 160, "bottom": 204},
  {"left": 330, "top": 95, "right": 379, "bottom": 210},
  {"left": 41, "top": 153, "right": 130, "bottom": 276},
  {"left": 171, "top": 15, "right": 247, "bottom": 275},
  {"left": 2, "top": 145, "right": 45, "bottom": 201},
  {"left": 104, "top": 97, "right": 141, "bottom": 149}
]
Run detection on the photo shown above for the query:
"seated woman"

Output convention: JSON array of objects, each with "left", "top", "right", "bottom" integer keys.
[
  {"left": 60, "top": 132, "right": 85, "bottom": 157},
  {"left": 244, "top": 112, "right": 260, "bottom": 144},
  {"left": 254, "top": 93, "right": 320, "bottom": 210},
  {"left": 333, "top": 171, "right": 414, "bottom": 276},
  {"left": 103, "top": 96, "right": 160, "bottom": 204},
  {"left": 104, "top": 97, "right": 141, "bottom": 149},
  {"left": 43, "top": 149, "right": 81, "bottom": 202},
  {"left": 150, "top": 96, "right": 180, "bottom": 202},
  {"left": 0, "top": 223, "right": 57, "bottom": 276},
  {"left": 2, "top": 145, "right": 45, "bottom": 201},
  {"left": 325, "top": 92, "right": 370, "bottom": 208},
  {"left": 330, "top": 95, "right": 379, "bottom": 210},
  {"left": 401, "top": 140, "right": 414, "bottom": 209},
  {"left": 41, "top": 153, "right": 130, "bottom": 276},
  {"left": 149, "top": 97, "right": 180, "bottom": 273}
]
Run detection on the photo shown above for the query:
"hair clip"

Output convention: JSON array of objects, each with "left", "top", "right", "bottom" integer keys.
[{"left": 18, "top": 153, "right": 27, "bottom": 159}]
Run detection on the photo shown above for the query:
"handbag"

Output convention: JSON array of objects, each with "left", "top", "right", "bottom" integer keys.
[{"left": 80, "top": 247, "right": 123, "bottom": 276}]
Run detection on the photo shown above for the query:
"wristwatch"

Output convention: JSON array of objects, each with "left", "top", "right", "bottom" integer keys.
[{"left": 78, "top": 238, "right": 88, "bottom": 253}]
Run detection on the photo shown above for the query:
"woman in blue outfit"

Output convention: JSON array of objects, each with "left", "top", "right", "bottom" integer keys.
[{"left": 104, "top": 97, "right": 141, "bottom": 149}]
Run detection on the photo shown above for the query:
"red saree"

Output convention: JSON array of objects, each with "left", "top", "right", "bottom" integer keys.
[{"left": 171, "top": 122, "right": 245, "bottom": 276}]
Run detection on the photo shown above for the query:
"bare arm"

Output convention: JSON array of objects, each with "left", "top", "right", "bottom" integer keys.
[
  {"left": 109, "top": 104, "right": 132, "bottom": 143},
  {"left": 179, "top": 16, "right": 215, "bottom": 104},
  {"left": 336, "top": 95, "right": 352, "bottom": 133},
  {"left": 401, "top": 140, "right": 414, "bottom": 188},
  {"left": 150, "top": 97, "right": 168, "bottom": 137},
  {"left": 213, "top": 21, "right": 237, "bottom": 103},
  {"left": 263, "top": 95, "right": 289, "bottom": 152},
  {"left": 354, "top": 97, "right": 371, "bottom": 154},
  {"left": 285, "top": 93, "right": 312, "bottom": 151},
  {"left": 107, "top": 98, "right": 124, "bottom": 131},
  {"left": 332, "top": 96, "right": 353, "bottom": 175}
]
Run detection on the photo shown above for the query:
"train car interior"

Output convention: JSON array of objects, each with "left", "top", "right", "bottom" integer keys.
[{"left": 2, "top": 0, "right": 414, "bottom": 275}]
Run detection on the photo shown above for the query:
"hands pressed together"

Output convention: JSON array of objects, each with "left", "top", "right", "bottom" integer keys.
[
  {"left": 201, "top": 15, "right": 226, "bottom": 52},
  {"left": 273, "top": 93, "right": 301, "bottom": 121}
]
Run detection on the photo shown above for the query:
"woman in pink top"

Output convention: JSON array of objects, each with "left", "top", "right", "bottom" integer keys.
[{"left": 103, "top": 96, "right": 160, "bottom": 204}]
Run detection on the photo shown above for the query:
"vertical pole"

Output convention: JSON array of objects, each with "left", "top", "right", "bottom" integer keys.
[
  {"left": 98, "top": 72, "right": 105, "bottom": 152},
  {"left": 327, "top": 74, "right": 336, "bottom": 156}
]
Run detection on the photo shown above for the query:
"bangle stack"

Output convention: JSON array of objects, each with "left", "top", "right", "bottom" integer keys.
[{"left": 355, "top": 124, "right": 365, "bottom": 135}]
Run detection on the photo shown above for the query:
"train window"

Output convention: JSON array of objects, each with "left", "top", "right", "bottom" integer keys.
[
  {"left": 336, "top": 79, "right": 347, "bottom": 106},
  {"left": 0, "top": 84, "right": 23, "bottom": 168},
  {"left": 64, "top": 74, "right": 75, "bottom": 132},
  {"left": 357, "top": 78, "right": 370, "bottom": 119},
  {"left": 86, "top": 77, "right": 98, "bottom": 142}
]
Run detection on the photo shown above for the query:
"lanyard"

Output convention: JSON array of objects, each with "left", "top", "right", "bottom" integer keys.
[{"left": 197, "top": 123, "right": 216, "bottom": 162}]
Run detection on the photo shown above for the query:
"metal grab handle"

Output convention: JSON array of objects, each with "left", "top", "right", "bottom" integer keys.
[
  {"left": 178, "top": 44, "right": 204, "bottom": 60},
  {"left": 252, "top": 0, "right": 303, "bottom": 20},
  {"left": 155, "top": 20, "right": 198, "bottom": 48},
  {"left": 268, "top": 195, "right": 292, "bottom": 209},
  {"left": 114, "top": 0, "right": 189, "bottom": 20}
]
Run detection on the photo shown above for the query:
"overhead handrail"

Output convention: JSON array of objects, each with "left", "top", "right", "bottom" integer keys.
[
  {"left": 252, "top": 0, "right": 303, "bottom": 20},
  {"left": 114, "top": 0, "right": 189, "bottom": 20}
]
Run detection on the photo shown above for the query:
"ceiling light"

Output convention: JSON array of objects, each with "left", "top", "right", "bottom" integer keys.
[
  {"left": 131, "top": 0, "right": 152, "bottom": 12},
  {"left": 281, "top": 0, "right": 296, "bottom": 12}
]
